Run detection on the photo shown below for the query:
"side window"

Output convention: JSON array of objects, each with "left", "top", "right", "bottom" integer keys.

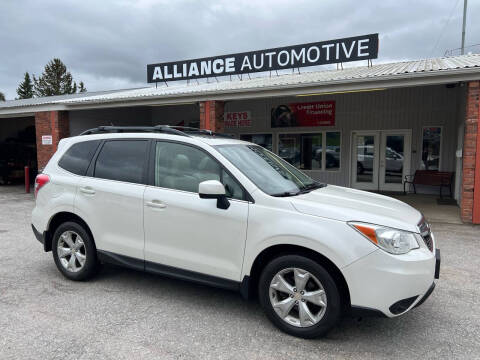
[
  {"left": 154, "top": 141, "right": 245, "bottom": 200},
  {"left": 58, "top": 140, "right": 100, "bottom": 175},
  {"left": 94, "top": 140, "right": 148, "bottom": 184}
]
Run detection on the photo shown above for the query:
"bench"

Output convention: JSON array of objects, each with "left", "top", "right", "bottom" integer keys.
[{"left": 403, "top": 170, "right": 454, "bottom": 198}]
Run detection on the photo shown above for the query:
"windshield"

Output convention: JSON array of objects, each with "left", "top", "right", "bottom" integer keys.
[{"left": 215, "top": 144, "right": 326, "bottom": 196}]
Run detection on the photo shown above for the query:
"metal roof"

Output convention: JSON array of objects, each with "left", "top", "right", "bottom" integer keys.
[
  {"left": 2, "top": 54, "right": 480, "bottom": 114},
  {"left": 0, "top": 88, "right": 144, "bottom": 109}
]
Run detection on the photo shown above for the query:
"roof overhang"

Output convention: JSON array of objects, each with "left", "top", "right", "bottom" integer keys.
[{"left": 1, "top": 65, "right": 479, "bottom": 117}]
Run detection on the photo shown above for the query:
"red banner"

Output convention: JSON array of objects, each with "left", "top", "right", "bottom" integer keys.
[{"left": 271, "top": 101, "right": 335, "bottom": 127}]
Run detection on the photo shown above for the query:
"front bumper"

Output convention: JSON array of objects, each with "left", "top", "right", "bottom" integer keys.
[{"left": 343, "top": 247, "right": 440, "bottom": 317}]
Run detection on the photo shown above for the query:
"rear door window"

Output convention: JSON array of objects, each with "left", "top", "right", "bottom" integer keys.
[
  {"left": 58, "top": 140, "right": 100, "bottom": 175},
  {"left": 94, "top": 140, "right": 148, "bottom": 184}
]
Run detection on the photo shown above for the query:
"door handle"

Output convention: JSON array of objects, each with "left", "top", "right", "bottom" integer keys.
[
  {"left": 79, "top": 187, "right": 95, "bottom": 195},
  {"left": 145, "top": 200, "right": 167, "bottom": 209}
]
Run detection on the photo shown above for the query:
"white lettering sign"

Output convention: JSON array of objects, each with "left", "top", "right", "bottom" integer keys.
[
  {"left": 147, "top": 34, "right": 379, "bottom": 82},
  {"left": 42, "top": 135, "right": 52, "bottom": 145}
]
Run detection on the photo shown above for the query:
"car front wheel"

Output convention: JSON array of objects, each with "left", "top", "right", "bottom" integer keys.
[{"left": 258, "top": 255, "right": 341, "bottom": 338}]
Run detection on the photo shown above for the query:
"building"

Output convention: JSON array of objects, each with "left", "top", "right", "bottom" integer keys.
[{"left": 1, "top": 54, "right": 479, "bottom": 223}]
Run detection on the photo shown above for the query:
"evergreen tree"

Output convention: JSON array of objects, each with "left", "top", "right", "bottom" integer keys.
[
  {"left": 78, "top": 81, "right": 87, "bottom": 93},
  {"left": 16, "top": 72, "right": 34, "bottom": 99},
  {"left": 33, "top": 58, "right": 84, "bottom": 97},
  {"left": 0, "top": 92, "right": 5, "bottom": 101}
]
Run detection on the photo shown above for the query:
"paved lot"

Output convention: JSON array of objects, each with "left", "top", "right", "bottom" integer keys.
[{"left": 0, "top": 186, "right": 479, "bottom": 360}]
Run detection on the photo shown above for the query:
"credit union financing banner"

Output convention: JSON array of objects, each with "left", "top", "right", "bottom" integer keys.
[
  {"left": 147, "top": 34, "right": 378, "bottom": 82},
  {"left": 271, "top": 101, "right": 335, "bottom": 128}
]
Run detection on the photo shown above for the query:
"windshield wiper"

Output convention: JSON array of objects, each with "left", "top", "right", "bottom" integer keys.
[
  {"left": 298, "top": 182, "right": 327, "bottom": 193},
  {"left": 271, "top": 182, "right": 327, "bottom": 197},
  {"left": 271, "top": 191, "right": 301, "bottom": 197}
]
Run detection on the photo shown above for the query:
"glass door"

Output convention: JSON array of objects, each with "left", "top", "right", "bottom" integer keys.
[
  {"left": 379, "top": 130, "right": 411, "bottom": 192},
  {"left": 351, "top": 130, "right": 411, "bottom": 192},
  {"left": 351, "top": 131, "right": 379, "bottom": 190}
]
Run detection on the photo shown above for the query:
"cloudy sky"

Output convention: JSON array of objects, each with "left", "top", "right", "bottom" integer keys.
[{"left": 0, "top": 0, "right": 478, "bottom": 100}]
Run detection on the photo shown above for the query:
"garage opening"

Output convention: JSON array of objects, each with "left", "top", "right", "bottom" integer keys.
[{"left": 0, "top": 116, "right": 37, "bottom": 185}]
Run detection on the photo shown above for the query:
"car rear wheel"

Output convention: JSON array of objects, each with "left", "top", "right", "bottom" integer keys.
[
  {"left": 52, "top": 221, "right": 98, "bottom": 281},
  {"left": 258, "top": 255, "right": 341, "bottom": 338}
]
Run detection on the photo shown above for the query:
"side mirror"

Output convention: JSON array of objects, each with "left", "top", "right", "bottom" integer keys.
[{"left": 199, "top": 180, "right": 230, "bottom": 210}]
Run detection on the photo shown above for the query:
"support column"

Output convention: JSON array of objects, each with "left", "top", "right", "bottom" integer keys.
[
  {"left": 35, "top": 111, "right": 70, "bottom": 170},
  {"left": 199, "top": 100, "right": 225, "bottom": 133},
  {"left": 461, "top": 81, "right": 480, "bottom": 223}
]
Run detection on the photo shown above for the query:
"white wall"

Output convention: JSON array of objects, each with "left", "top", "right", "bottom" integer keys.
[{"left": 225, "top": 84, "right": 463, "bottom": 190}]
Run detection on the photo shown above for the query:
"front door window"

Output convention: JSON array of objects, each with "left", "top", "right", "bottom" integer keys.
[
  {"left": 352, "top": 133, "right": 379, "bottom": 190},
  {"left": 383, "top": 135, "right": 405, "bottom": 184}
]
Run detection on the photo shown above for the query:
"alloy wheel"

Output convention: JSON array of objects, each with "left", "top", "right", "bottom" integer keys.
[
  {"left": 269, "top": 267, "right": 327, "bottom": 327},
  {"left": 57, "top": 231, "right": 87, "bottom": 273}
]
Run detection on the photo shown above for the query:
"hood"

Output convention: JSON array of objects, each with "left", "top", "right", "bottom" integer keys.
[{"left": 290, "top": 185, "right": 422, "bottom": 233}]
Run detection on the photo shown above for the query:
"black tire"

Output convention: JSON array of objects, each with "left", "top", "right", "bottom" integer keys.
[
  {"left": 52, "top": 221, "right": 99, "bottom": 281},
  {"left": 258, "top": 255, "right": 342, "bottom": 339}
]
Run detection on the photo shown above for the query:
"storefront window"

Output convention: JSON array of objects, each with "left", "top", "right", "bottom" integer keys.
[
  {"left": 278, "top": 132, "right": 340, "bottom": 171},
  {"left": 421, "top": 127, "right": 442, "bottom": 170},
  {"left": 239, "top": 134, "right": 273, "bottom": 151},
  {"left": 326, "top": 132, "right": 341, "bottom": 170},
  {"left": 278, "top": 133, "right": 322, "bottom": 170}
]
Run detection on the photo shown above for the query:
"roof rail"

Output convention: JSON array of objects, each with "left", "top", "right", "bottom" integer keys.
[
  {"left": 79, "top": 125, "right": 232, "bottom": 138},
  {"left": 167, "top": 126, "right": 233, "bottom": 138},
  {"left": 79, "top": 125, "right": 188, "bottom": 136}
]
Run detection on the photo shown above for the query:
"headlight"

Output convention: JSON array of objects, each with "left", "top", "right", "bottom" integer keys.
[{"left": 348, "top": 222, "right": 419, "bottom": 255}]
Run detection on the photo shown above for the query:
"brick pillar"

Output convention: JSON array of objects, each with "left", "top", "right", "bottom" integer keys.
[
  {"left": 199, "top": 100, "right": 225, "bottom": 133},
  {"left": 35, "top": 111, "right": 70, "bottom": 169},
  {"left": 461, "top": 81, "right": 480, "bottom": 223}
]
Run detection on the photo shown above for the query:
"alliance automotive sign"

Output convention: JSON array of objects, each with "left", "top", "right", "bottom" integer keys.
[{"left": 147, "top": 33, "right": 378, "bottom": 83}]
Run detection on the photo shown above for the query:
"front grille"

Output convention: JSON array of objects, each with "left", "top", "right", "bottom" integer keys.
[{"left": 418, "top": 217, "right": 434, "bottom": 252}]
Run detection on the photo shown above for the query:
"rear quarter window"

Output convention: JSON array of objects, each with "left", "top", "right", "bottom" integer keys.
[{"left": 58, "top": 140, "right": 100, "bottom": 175}]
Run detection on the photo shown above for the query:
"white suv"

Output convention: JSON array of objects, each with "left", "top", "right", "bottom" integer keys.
[{"left": 32, "top": 126, "right": 440, "bottom": 338}]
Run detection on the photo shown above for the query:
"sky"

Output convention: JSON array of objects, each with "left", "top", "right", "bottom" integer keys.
[{"left": 0, "top": 0, "right": 478, "bottom": 100}]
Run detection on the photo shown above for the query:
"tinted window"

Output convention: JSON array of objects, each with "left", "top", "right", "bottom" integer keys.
[
  {"left": 94, "top": 140, "right": 148, "bottom": 184},
  {"left": 154, "top": 141, "right": 245, "bottom": 200},
  {"left": 58, "top": 140, "right": 100, "bottom": 175}
]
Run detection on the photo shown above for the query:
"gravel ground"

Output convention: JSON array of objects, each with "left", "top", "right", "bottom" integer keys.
[{"left": 0, "top": 185, "right": 479, "bottom": 360}]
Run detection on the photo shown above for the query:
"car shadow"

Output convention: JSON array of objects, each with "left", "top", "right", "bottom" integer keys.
[{"left": 88, "top": 263, "right": 435, "bottom": 347}]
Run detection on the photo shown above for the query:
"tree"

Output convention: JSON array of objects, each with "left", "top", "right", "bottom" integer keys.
[
  {"left": 78, "top": 81, "right": 87, "bottom": 93},
  {"left": 16, "top": 72, "right": 34, "bottom": 99},
  {"left": 33, "top": 58, "right": 84, "bottom": 97},
  {"left": 0, "top": 92, "right": 5, "bottom": 101}
]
